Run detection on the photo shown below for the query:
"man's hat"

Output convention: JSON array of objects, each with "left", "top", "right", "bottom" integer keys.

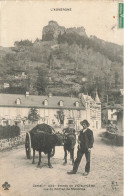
[{"left": 80, "top": 120, "right": 90, "bottom": 127}]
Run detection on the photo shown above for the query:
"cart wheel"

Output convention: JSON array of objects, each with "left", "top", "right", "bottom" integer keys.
[
  {"left": 50, "top": 147, "right": 55, "bottom": 157},
  {"left": 25, "top": 133, "right": 31, "bottom": 159}
]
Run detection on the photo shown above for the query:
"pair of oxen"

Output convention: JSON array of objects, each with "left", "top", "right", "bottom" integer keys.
[{"left": 25, "top": 123, "right": 76, "bottom": 168}]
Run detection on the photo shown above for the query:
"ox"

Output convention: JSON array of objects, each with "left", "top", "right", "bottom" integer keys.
[
  {"left": 29, "top": 124, "right": 62, "bottom": 168},
  {"left": 63, "top": 127, "right": 76, "bottom": 165}
]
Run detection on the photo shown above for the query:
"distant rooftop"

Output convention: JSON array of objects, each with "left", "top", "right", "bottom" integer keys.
[{"left": 0, "top": 93, "right": 85, "bottom": 110}]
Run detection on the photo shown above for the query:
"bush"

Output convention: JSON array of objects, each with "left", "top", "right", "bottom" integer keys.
[
  {"left": 0, "top": 125, "right": 20, "bottom": 139},
  {"left": 99, "top": 131, "right": 123, "bottom": 146}
]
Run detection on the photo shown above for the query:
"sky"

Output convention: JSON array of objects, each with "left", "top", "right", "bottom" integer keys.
[{"left": 0, "top": 0, "right": 123, "bottom": 47}]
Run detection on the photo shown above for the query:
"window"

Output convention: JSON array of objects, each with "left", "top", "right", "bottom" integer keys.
[
  {"left": 77, "top": 110, "right": 80, "bottom": 118},
  {"left": 75, "top": 101, "right": 79, "bottom": 107},
  {"left": 44, "top": 99, "right": 48, "bottom": 106},
  {"left": 59, "top": 100, "right": 64, "bottom": 106},
  {"left": 68, "top": 119, "right": 74, "bottom": 124},
  {"left": 16, "top": 98, "right": 21, "bottom": 105},
  {"left": 93, "top": 111, "right": 96, "bottom": 117},
  {"left": 69, "top": 110, "right": 73, "bottom": 118}
]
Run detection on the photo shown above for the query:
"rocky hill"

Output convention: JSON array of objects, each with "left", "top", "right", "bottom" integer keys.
[
  {"left": 42, "top": 21, "right": 87, "bottom": 41},
  {"left": 42, "top": 21, "right": 66, "bottom": 41},
  {"left": 0, "top": 21, "right": 123, "bottom": 105}
]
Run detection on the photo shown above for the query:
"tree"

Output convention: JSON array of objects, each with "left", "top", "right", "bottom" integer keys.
[
  {"left": 28, "top": 108, "right": 40, "bottom": 124},
  {"left": 35, "top": 68, "right": 48, "bottom": 95},
  {"left": 101, "top": 109, "right": 108, "bottom": 127},
  {"left": 14, "top": 40, "right": 33, "bottom": 48},
  {"left": 114, "top": 72, "right": 119, "bottom": 88},
  {"left": 48, "top": 53, "right": 54, "bottom": 69}
]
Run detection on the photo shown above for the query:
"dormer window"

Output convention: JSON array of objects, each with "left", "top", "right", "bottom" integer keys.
[
  {"left": 75, "top": 101, "right": 79, "bottom": 107},
  {"left": 44, "top": 99, "right": 48, "bottom": 106},
  {"left": 16, "top": 98, "right": 21, "bottom": 105},
  {"left": 59, "top": 100, "right": 64, "bottom": 106}
]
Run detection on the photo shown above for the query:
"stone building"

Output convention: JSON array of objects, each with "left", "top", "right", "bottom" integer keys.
[{"left": 0, "top": 92, "right": 101, "bottom": 130}]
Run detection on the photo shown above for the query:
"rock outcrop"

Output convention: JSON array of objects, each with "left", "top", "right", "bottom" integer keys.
[
  {"left": 42, "top": 21, "right": 66, "bottom": 41},
  {"left": 42, "top": 21, "right": 87, "bottom": 41}
]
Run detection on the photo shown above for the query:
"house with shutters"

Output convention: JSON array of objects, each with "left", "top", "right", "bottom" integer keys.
[{"left": 0, "top": 92, "right": 101, "bottom": 130}]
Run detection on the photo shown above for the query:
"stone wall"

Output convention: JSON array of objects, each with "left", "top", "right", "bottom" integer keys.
[{"left": 0, "top": 133, "right": 26, "bottom": 151}]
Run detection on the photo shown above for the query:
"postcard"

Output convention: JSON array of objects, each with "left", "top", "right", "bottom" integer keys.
[{"left": 0, "top": 1, "right": 123, "bottom": 196}]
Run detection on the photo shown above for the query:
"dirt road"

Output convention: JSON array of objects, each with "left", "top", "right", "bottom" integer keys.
[{"left": 0, "top": 129, "right": 123, "bottom": 196}]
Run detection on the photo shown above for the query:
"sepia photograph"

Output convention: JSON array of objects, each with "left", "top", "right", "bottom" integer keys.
[{"left": 0, "top": 0, "right": 123, "bottom": 196}]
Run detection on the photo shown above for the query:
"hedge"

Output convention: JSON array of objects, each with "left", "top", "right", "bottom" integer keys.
[{"left": 0, "top": 125, "right": 20, "bottom": 139}]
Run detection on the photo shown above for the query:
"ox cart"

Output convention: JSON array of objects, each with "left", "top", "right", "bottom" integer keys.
[
  {"left": 25, "top": 124, "right": 58, "bottom": 159},
  {"left": 25, "top": 123, "right": 76, "bottom": 167}
]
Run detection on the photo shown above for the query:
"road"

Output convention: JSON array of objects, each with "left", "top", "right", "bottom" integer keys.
[{"left": 0, "top": 129, "right": 123, "bottom": 196}]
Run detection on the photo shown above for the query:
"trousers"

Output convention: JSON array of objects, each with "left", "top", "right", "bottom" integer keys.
[{"left": 73, "top": 149, "right": 90, "bottom": 173}]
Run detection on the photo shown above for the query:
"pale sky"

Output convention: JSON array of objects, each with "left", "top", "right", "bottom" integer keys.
[{"left": 0, "top": 0, "right": 123, "bottom": 47}]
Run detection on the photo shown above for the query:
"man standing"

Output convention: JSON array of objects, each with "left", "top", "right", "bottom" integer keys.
[{"left": 67, "top": 120, "right": 94, "bottom": 176}]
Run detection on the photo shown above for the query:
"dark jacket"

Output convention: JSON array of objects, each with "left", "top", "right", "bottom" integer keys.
[{"left": 78, "top": 128, "right": 94, "bottom": 152}]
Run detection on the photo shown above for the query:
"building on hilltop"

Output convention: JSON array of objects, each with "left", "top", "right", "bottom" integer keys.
[{"left": 0, "top": 92, "right": 101, "bottom": 130}]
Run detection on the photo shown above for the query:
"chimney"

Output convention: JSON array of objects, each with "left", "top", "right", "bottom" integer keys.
[{"left": 26, "top": 92, "right": 29, "bottom": 97}]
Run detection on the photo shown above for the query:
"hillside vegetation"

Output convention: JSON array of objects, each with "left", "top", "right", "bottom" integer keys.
[{"left": 0, "top": 21, "right": 123, "bottom": 105}]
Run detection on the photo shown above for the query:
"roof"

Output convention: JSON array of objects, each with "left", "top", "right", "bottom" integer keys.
[
  {"left": 0, "top": 93, "right": 85, "bottom": 110},
  {"left": 105, "top": 104, "right": 123, "bottom": 110},
  {"left": 81, "top": 94, "right": 94, "bottom": 102},
  {"left": 95, "top": 91, "right": 101, "bottom": 103}
]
